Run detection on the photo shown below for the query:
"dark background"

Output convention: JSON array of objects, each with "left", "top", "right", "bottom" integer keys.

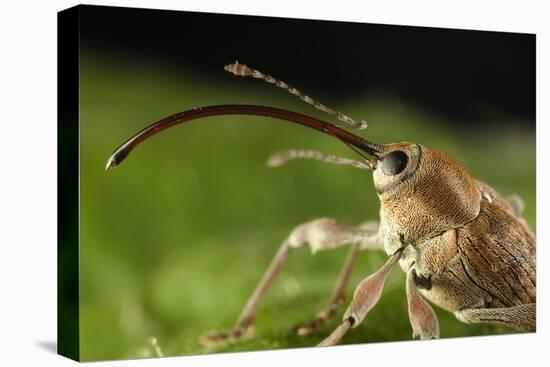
[{"left": 80, "top": 5, "right": 535, "bottom": 125}]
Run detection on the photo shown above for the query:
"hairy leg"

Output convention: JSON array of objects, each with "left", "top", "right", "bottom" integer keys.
[
  {"left": 198, "top": 218, "right": 382, "bottom": 346},
  {"left": 406, "top": 270, "right": 439, "bottom": 339},
  {"left": 319, "top": 250, "right": 402, "bottom": 346},
  {"left": 455, "top": 303, "right": 535, "bottom": 332},
  {"left": 295, "top": 221, "right": 383, "bottom": 335}
]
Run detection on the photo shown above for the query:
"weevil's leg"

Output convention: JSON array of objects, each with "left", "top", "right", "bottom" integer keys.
[
  {"left": 294, "top": 243, "right": 361, "bottom": 335},
  {"left": 198, "top": 218, "right": 381, "bottom": 346},
  {"left": 357, "top": 220, "right": 384, "bottom": 251},
  {"left": 319, "top": 250, "right": 402, "bottom": 346},
  {"left": 406, "top": 270, "right": 439, "bottom": 339},
  {"left": 198, "top": 239, "right": 291, "bottom": 346},
  {"left": 454, "top": 303, "right": 536, "bottom": 332},
  {"left": 294, "top": 221, "right": 383, "bottom": 335}
]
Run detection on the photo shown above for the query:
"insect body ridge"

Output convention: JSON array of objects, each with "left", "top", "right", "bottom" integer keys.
[{"left": 375, "top": 143, "right": 535, "bottom": 332}]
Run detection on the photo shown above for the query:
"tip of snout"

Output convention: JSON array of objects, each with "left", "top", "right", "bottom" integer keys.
[
  {"left": 105, "top": 146, "right": 130, "bottom": 171},
  {"left": 105, "top": 156, "right": 117, "bottom": 171}
]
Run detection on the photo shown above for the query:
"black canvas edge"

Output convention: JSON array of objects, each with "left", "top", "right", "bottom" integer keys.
[
  {"left": 77, "top": 3, "right": 535, "bottom": 36},
  {"left": 57, "top": 5, "right": 80, "bottom": 362}
]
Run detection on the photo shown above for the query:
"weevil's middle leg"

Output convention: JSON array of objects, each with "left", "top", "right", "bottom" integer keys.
[
  {"left": 294, "top": 221, "right": 383, "bottom": 335},
  {"left": 294, "top": 243, "right": 361, "bottom": 336},
  {"left": 198, "top": 218, "right": 382, "bottom": 346}
]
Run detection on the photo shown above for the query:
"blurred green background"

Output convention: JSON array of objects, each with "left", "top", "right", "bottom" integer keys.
[{"left": 79, "top": 52, "right": 535, "bottom": 361}]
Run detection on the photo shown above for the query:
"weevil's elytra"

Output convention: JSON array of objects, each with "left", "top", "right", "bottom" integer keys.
[{"left": 107, "top": 63, "right": 535, "bottom": 346}]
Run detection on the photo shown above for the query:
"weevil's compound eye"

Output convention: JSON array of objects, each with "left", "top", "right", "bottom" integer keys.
[{"left": 381, "top": 150, "right": 408, "bottom": 176}]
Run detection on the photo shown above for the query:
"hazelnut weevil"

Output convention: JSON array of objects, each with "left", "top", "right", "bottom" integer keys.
[{"left": 106, "top": 63, "right": 536, "bottom": 346}]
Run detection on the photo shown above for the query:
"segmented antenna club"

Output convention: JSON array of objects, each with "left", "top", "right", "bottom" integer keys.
[{"left": 225, "top": 62, "right": 368, "bottom": 130}]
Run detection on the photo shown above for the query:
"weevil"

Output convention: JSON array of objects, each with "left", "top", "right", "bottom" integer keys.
[{"left": 106, "top": 63, "right": 536, "bottom": 346}]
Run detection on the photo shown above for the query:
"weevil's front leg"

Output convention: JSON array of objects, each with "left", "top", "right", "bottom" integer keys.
[
  {"left": 199, "top": 218, "right": 381, "bottom": 346},
  {"left": 295, "top": 221, "right": 383, "bottom": 335},
  {"left": 198, "top": 239, "right": 291, "bottom": 346},
  {"left": 454, "top": 303, "right": 536, "bottom": 332},
  {"left": 406, "top": 270, "right": 439, "bottom": 339},
  {"left": 319, "top": 250, "right": 402, "bottom": 346}
]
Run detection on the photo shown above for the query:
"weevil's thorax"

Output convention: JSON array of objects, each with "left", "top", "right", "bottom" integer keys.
[{"left": 373, "top": 143, "right": 481, "bottom": 249}]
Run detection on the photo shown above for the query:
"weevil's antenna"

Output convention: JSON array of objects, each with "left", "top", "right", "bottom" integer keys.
[
  {"left": 225, "top": 62, "right": 368, "bottom": 130},
  {"left": 267, "top": 149, "right": 372, "bottom": 170}
]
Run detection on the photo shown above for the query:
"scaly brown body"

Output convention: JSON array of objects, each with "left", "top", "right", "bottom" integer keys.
[{"left": 378, "top": 145, "right": 536, "bottom": 333}]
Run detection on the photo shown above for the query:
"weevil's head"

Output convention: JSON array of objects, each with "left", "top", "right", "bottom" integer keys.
[{"left": 368, "top": 142, "right": 481, "bottom": 241}]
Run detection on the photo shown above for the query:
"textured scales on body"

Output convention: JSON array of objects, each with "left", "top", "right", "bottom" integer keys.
[{"left": 376, "top": 144, "right": 536, "bottom": 332}]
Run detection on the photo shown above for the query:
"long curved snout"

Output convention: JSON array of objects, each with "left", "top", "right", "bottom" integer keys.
[{"left": 106, "top": 104, "right": 383, "bottom": 170}]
